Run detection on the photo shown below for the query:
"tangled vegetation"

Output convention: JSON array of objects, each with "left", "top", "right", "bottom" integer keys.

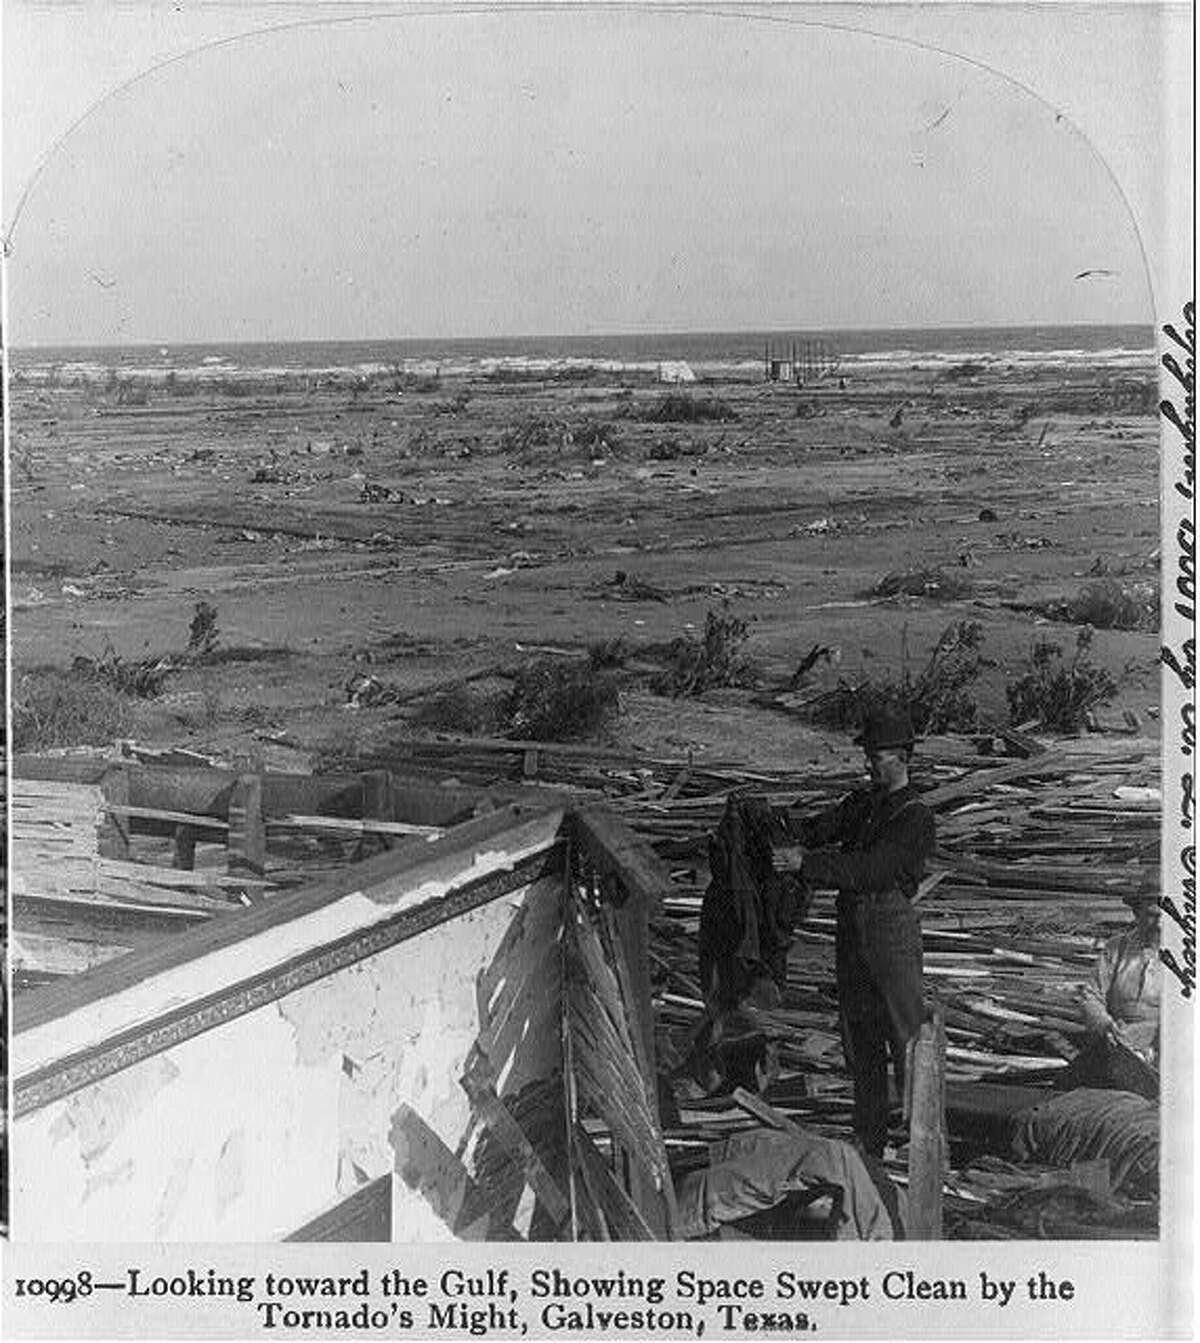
[
  {"left": 505, "top": 659, "right": 621, "bottom": 740},
  {"left": 637, "top": 393, "right": 738, "bottom": 424},
  {"left": 807, "top": 620, "right": 991, "bottom": 736},
  {"left": 1005, "top": 627, "right": 1118, "bottom": 733},
  {"left": 1040, "top": 579, "right": 1158, "bottom": 632},
  {"left": 649, "top": 605, "right": 754, "bottom": 698}
]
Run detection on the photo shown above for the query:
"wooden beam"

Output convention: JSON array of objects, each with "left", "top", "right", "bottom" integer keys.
[
  {"left": 285, "top": 1176, "right": 392, "bottom": 1242},
  {"left": 572, "top": 1124, "right": 656, "bottom": 1241},
  {"left": 906, "top": 1008, "right": 947, "bottom": 1240},
  {"left": 572, "top": 807, "right": 671, "bottom": 912}
]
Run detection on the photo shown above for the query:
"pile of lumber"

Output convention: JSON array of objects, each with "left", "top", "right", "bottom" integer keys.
[{"left": 377, "top": 728, "right": 1160, "bottom": 1234}]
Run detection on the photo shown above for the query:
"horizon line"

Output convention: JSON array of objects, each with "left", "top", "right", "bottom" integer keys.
[{"left": 10, "top": 318, "right": 1158, "bottom": 352}]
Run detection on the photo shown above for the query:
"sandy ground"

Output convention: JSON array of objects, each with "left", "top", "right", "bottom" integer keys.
[{"left": 8, "top": 358, "right": 1161, "bottom": 772}]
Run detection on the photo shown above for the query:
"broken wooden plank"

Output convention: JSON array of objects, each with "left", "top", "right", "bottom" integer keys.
[
  {"left": 459, "top": 1050, "right": 570, "bottom": 1231},
  {"left": 103, "top": 804, "right": 229, "bottom": 830},
  {"left": 390, "top": 1104, "right": 497, "bottom": 1240},
  {"left": 268, "top": 814, "right": 441, "bottom": 838}
]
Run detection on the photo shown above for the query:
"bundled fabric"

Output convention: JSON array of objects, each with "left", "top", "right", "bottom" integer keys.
[
  {"left": 699, "top": 795, "right": 807, "bottom": 1009},
  {"left": 1010, "top": 1087, "right": 1159, "bottom": 1197},
  {"left": 675, "top": 1126, "right": 905, "bottom": 1241}
]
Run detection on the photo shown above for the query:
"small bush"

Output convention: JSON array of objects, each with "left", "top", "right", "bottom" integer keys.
[
  {"left": 498, "top": 417, "right": 620, "bottom": 456},
  {"left": 587, "top": 637, "right": 631, "bottom": 670},
  {"left": 13, "top": 670, "right": 133, "bottom": 750},
  {"left": 73, "top": 647, "right": 173, "bottom": 698},
  {"left": 650, "top": 605, "right": 753, "bottom": 698},
  {"left": 115, "top": 380, "right": 150, "bottom": 407},
  {"left": 908, "top": 620, "right": 991, "bottom": 732},
  {"left": 1056, "top": 580, "right": 1157, "bottom": 632},
  {"left": 573, "top": 420, "right": 620, "bottom": 452},
  {"left": 499, "top": 418, "right": 564, "bottom": 454},
  {"left": 943, "top": 361, "right": 986, "bottom": 380},
  {"left": 410, "top": 684, "right": 505, "bottom": 736},
  {"left": 187, "top": 601, "right": 220, "bottom": 658},
  {"left": 639, "top": 393, "right": 738, "bottom": 424},
  {"left": 392, "top": 367, "right": 441, "bottom": 394},
  {"left": 1005, "top": 628, "right": 1118, "bottom": 733},
  {"left": 506, "top": 659, "right": 620, "bottom": 740}
]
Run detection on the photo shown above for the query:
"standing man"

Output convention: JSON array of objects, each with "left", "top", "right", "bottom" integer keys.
[{"left": 776, "top": 706, "right": 935, "bottom": 1156}]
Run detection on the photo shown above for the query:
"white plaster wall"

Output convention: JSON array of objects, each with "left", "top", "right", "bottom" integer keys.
[{"left": 14, "top": 875, "right": 562, "bottom": 1241}]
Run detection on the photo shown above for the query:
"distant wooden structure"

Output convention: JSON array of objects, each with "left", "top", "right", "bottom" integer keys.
[{"left": 764, "top": 338, "right": 840, "bottom": 386}]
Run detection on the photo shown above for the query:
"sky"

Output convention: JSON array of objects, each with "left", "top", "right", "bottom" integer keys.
[{"left": 2, "top": 2, "right": 1192, "bottom": 345}]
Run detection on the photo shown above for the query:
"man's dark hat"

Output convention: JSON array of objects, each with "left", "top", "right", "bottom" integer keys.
[{"left": 854, "top": 705, "right": 916, "bottom": 751}]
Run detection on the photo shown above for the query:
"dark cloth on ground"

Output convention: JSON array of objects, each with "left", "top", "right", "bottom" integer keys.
[
  {"left": 1056, "top": 1034, "right": 1160, "bottom": 1101},
  {"left": 788, "top": 784, "right": 934, "bottom": 1155},
  {"left": 1010, "top": 1087, "right": 1159, "bottom": 1197},
  {"left": 675, "top": 1126, "right": 906, "bottom": 1241},
  {"left": 677, "top": 1011, "right": 779, "bottom": 1098},
  {"left": 700, "top": 795, "right": 808, "bottom": 1010}
]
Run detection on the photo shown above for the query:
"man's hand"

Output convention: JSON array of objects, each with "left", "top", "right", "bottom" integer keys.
[{"left": 773, "top": 843, "right": 806, "bottom": 873}]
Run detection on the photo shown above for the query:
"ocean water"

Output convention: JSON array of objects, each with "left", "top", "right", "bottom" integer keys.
[{"left": 11, "top": 324, "right": 1156, "bottom": 384}]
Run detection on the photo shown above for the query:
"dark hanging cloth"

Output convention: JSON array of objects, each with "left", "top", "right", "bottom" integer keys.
[{"left": 699, "top": 795, "right": 809, "bottom": 1011}]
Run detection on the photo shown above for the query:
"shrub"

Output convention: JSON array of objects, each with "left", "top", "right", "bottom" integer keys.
[
  {"left": 187, "top": 601, "right": 221, "bottom": 658},
  {"left": 806, "top": 621, "right": 990, "bottom": 735},
  {"left": 1005, "top": 628, "right": 1118, "bottom": 733},
  {"left": 73, "top": 647, "right": 173, "bottom": 698},
  {"left": 13, "top": 670, "right": 133, "bottom": 750},
  {"left": 639, "top": 393, "right": 738, "bottom": 424},
  {"left": 499, "top": 417, "right": 620, "bottom": 456},
  {"left": 410, "top": 683, "right": 504, "bottom": 736},
  {"left": 505, "top": 659, "right": 620, "bottom": 740},
  {"left": 587, "top": 637, "right": 631, "bottom": 670},
  {"left": 650, "top": 605, "right": 753, "bottom": 698},
  {"left": 499, "top": 418, "right": 563, "bottom": 454},
  {"left": 573, "top": 420, "right": 621, "bottom": 451},
  {"left": 1057, "top": 580, "right": 1157, "bottom": 632}
]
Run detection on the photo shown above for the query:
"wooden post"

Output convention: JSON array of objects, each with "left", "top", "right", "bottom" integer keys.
[
  {"left": 97, "top": 768, "right": 132, "bottom": 860},
  {"left": 173, "top": 824, "right": 197, "bottom": 871},
  {"left": 227, "top": 773, "right": 266, "bottom": 877},
  {"left": 357, "top": 769, "right": 393, "bottom": 859},
  {"left": 906, "top": 1006, "right": 947, "bottom": 1239}
]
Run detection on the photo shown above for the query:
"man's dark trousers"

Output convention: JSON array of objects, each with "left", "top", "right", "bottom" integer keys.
[{"left": 836, "top": 888, "right": 925, "bottom": 1156}]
